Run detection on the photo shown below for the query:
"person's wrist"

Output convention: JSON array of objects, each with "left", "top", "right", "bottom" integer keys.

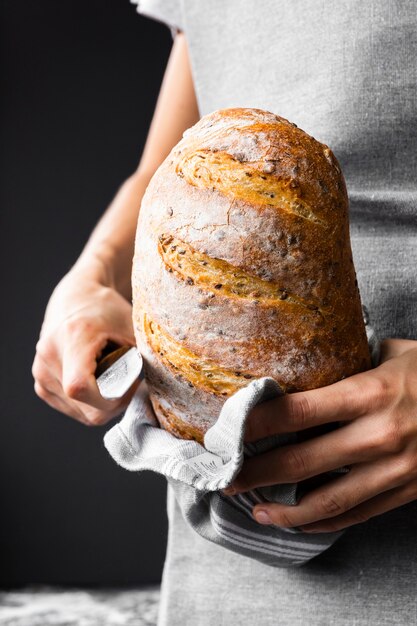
[{"left": 72, "top": 248, "right": 118, "bottom": 290}]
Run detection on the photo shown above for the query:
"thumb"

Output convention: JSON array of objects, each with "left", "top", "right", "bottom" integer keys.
[{"left": 61, "top": 318, "right": 123, "bottom": 411}]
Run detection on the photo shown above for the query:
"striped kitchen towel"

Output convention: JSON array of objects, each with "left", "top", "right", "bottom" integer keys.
[
  {"left": 104, "top": 318, "right": 379, "bottom": 568},
  {"left": 104, "top": 376, "right": 344, "bottom": 567}
]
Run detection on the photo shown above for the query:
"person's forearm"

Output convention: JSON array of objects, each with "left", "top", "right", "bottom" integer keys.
[
  {"left": 33, "top": 33, "right": 199, "bottom": 425},
  {"left": 69, "top": 33, "right": 199, "bottom": 302},
  {"left": 72, "top": 170, "right": 152, "bottom": 300}
]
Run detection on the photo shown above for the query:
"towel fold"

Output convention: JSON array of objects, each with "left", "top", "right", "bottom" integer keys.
[{"left": 104, "top": 313, "right": 379, "bottom": 568}]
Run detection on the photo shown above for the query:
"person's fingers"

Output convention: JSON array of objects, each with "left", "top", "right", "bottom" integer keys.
[
  {"left": 35, "top": 372, "right": 139, "bottom": 427},
  {"left": 61, "top": 318, "right": 126, "bottom": 412},
  {"left": 299, "top": 480, "right": 417, "bottom": 533},
  {"left": 34, "top": 336, "right": 140, "bottom": 426},
  {"left": 32, "top": 352, "right": 64, "bottom": 395},
  {"left": 73, "top": 377, "right": 142, "bottom": 426},
  {"left": 33, "top": 283, "right": 138, "bottom": 426},
  {"left": 245, "top": 368, "right": 395, "bottom": 442},
  {"left": 251, "top": 455, "right": 411, "bottom": 528},
  {"left": 33, "top": 335, "right": 62, "bottom": 381},
  {"left": 34, "top": 381, "right": 90, "bottom": 425},
  {"left": 228, "top": 414, "right": 404, "bottom": 494},
  {"left": 33, "top": 353, "right": 100, "bottom": 424},
  {"left": 378, "top": 338, "right": 417, "bottom": 363},
  {"left": 34, "top": 355, "right": 140, "bottom": 426}
]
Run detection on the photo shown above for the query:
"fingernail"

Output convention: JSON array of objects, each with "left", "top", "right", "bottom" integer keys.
[
  {"left": 254, "top": 509, "right": 272, "bottom": 525},
  {"left": 222, "top": 486, "right": 236, "bottom": 496}
]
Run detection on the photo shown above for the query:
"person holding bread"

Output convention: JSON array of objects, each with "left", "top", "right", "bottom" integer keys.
[{"left": 32, "top": 1, "right": 417, "bottom": 624}]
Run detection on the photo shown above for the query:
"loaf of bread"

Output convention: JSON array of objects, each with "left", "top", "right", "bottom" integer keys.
[{"left": 132, "top": 107, "right": 371, "bottom": 444}]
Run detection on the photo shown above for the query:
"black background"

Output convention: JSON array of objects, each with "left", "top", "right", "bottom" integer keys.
[{"left": 1, "top": 0, "right": 173, "bottom": 586}]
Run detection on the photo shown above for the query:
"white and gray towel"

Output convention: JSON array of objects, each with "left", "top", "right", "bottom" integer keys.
[{"left": 104, "top": 315, "right": 379, "bottom": 568}]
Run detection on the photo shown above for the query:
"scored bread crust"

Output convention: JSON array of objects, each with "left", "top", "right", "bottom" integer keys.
[{"left": 132, "top": 108, "right": 371, "bottom": 444}]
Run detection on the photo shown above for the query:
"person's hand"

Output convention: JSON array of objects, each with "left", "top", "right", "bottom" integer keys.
[
  {"left": 224, "top": 338, "right": 417, "bottom": 532},
  {"left": 32, "top": 262, "right": 137, "bottom": 426}
]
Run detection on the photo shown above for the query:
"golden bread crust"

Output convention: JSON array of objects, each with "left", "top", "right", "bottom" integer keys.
[{"left": 132, "top": 107, "right": 371, "bottom": 445}]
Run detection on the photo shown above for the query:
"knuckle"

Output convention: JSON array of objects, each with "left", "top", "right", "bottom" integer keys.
[
  {"left": 63, "top": 377, "right": 88, "bottom": 400},
  {"left": 31, "top": 355, "right": 42, "bottom": 381},
  {"left": 63, "top": 317, "right": 82, "bottom": 337},
  {"left": 34, "top": 381, "right": 48, "bottom": 400},
  {"left": 32, "top": 353, "right": 52, "bottom": 385},
  {"left": 287, "top": 394, "right": 316, "bottom": 429},
  {"left": 274, "top": 510, "right": 296, "bottom": 528},
  {"left": 363, "top": 415, "right": 406, "bottom": 454},
  {"left": 394, "top": 453, "right": 417, "bottom": 481},
  {"left": 64, "top": 316, "right": 95, "bottom": 338},
  {"left": 367, "top": 374, "right": 392, "bottom": 411},
  {"left": 84, "top": 408, "right": 108, "bottom": 427},
  {"left": 96, "top": 285, "right": 112, "bottom": 302},
  {"left": 280, "top": 446, "right": 309, "bottom": 481},
  {"left": 377, "top": 417, "right": 406, "bottom": 455},
  {"left": 318, "top": 492, "right": 345, "bottom": 516},
  {"left": 35, "top": 338, "right": 54, "bottom": 364},
  {"left": 35, "top": 337, "right": 45, "bottom": 353}
]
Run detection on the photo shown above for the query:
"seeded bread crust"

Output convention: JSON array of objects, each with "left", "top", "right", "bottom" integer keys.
[{"left": 132, "top": 108, "right": 371, "bottom": 444}]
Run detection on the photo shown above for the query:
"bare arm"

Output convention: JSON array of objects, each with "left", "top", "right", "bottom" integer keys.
[
  {"left": 32, "top": 32, "right": 199, "bottom": 426},
  {"left": 75, "top": 32, "right": 199, "bottom": 300}
]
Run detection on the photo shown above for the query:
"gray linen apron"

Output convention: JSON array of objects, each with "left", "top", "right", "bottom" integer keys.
[{"left": 133, "top": 1, "right": 417, "bottom": 623}]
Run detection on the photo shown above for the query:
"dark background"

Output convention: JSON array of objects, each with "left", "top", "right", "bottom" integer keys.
[{"left": 1, "top": 0, "right": 173, "bottom": 586}]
